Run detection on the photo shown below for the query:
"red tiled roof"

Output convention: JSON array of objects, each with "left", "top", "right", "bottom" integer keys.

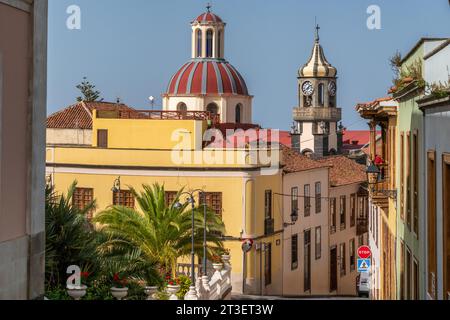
[
  {"left": 281, "top": 146, "right": 328, "bottom": 173},
  {"left": 207, "top": 127, "right": 292, "bottom": 149},
  {"left": 316, "top": 156, "right": 367, "bottom": 187},
  {"left": 47, "top": 102, "right": 134, "bottom": 129}
]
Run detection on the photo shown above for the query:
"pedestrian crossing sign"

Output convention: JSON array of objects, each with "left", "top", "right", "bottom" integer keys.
[{"left": 357, "top": 259, "right": 371, "bottom": 273}]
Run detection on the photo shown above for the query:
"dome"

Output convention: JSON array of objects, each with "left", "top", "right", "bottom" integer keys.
[
  {"left": 166, "top": 59, "right": 249, "bottom": 96},
  {"left": 193, "top": 12, "right": 223, "bottom": 24},
  {"left": 299, "top": 28, "right": 337, "bottom": 78}
]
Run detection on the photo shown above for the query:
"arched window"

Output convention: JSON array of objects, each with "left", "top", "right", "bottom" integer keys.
[
  {"left": 177, "top": 102, "right": 187, "bottom": 112},
  {"left": 235, "top": 104, "right": 242, "bottom": 123},
  {"left": 207, "top": 103, "right": 219, "bottom": 115},
  {"left": 206, "top": 29, "right": 214, "bottom": 58},
  {"left": 196, "top": 29, "right": 202, "bottom": 57},
  {"left": 318, "top": 83, "right": 324, "bottom": 106}
]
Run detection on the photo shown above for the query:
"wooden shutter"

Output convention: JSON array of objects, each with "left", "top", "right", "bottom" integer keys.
[{"left": 97, "top": 129, "right": 108, "bottom": 148}]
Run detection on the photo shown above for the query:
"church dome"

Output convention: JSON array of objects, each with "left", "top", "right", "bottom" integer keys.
[
  {"left": 194, "top": 12, "right": 223, "bottom": 24},
  {"left": 299, "top": 27, "right": 337, "bottom": 78},
  {"left": 166, "top": 59, "right": 249, "bottom": 96}
]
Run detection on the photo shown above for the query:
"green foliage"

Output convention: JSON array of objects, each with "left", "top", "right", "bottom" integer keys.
[
  {"left": 389, "top": 51, "right": 402, "bottom": 78},
  {"left": 93, "top": 183, "right": 225, "bottom": 278},
  {"left": 392, "top": 59, "right": 424, "bottom": 91},
  {"left": 176, "top": 275, "right": 192, "bottom": 300},
  {"left": 45, "top": 182, "right": 100, "bottom": 289},
  {"left": 76, "top": 76, "right": 103, "bottom": 102},
  {"left": 427, "top": 81, "right": 450, "bottom": 99}
]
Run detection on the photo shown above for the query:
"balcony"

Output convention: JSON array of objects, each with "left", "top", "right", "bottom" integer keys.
[
  {"left": 357, "top": 217, "right": 369, "bottom": 236},
  {"left": 369, "top": 164, "right": 392, "bottom": 209},
  {"left": 293, "top": 107, "right": 342, "bottom": 122},
  {"left": 264, "top": 218, "right": 275, "bottom": 236}
]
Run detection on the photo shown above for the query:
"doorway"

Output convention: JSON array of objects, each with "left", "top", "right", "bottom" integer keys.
[{"left": 330, "top": 247, "right": 338, "bottom": 292}]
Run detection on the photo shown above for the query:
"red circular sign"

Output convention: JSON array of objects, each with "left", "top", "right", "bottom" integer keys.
[{"left": 358, "top": 246, "right": 372, "bottom": 259}]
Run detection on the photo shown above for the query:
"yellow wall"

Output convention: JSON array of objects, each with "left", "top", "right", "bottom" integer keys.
[{"left": 92, "top": 110, "right": 207, "bottom": 150}]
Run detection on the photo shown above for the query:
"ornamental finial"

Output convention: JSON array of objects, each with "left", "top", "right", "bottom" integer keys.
[
  {"left": 315, "top": 21, "right": 320, "bottom": 42},
  {"left": 206, "top": 3, "right": 212, "bottom": 13}
]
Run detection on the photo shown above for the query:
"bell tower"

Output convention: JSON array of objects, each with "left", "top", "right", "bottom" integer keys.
[{"left": 291, "top": 25, "right": 343, "bottom": 158}]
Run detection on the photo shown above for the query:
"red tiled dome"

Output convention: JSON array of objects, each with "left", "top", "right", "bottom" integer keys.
[
  {"left": 166, "top": 60, "right": 249, "bottom": 96},
  {"left": 194, "top": 12, "right": 223, "bottom": 23}
]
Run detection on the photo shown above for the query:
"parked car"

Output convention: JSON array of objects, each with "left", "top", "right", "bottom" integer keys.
[{"left": 356, "top": 273, "right": 370, "bottom": 298}]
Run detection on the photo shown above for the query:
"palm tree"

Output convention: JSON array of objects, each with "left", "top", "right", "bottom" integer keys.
[
  {"left": 94, "top": 183, "right": 225, "bottom": 278},
  {"left": 45, "top": 182, "right": 99, "bottom": 288}
]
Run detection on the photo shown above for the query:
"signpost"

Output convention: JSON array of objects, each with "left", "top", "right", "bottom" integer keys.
[{"left": 357, "top": 246, "right": 372, "bottom": 273}]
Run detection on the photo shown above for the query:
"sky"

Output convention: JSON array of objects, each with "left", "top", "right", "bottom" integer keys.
[{"left": 47, "top": 0, "right": 450, "bottom": 131}]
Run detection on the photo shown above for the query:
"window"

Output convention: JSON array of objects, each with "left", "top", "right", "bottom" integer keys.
[
  {"left": 73, "top": 188, "right": 94, "bottom": 220},
  {"left": 265, "top": 243, "right": 272, "bottom": 286},
  {"left": 400, "top": 240, "right": 405, "bottom": 300},
  {"left": 340, "top": 196, "right": 346, "bottom": 230},
  {"left": 165, "top": 191, "right": 178, "bottom": 207},
  {"left": 196, "top": 29, "right": 202, "bottom": 57},
  {"left": 207, "top": 103, "right": 218, "bottom": 115},
  {"left": 304, "top": 184, "right": 311, "bottom": 217},
  {"left": 97, "top": 129, "right": 108, "bottom": 148},
  {"left": 235, "top": 104, "right": 242, "bottom": 123},
  {"left": 291, "top": 187, "right": 298, "bottom": 215},
  {"left": 406, "top": 247, "right": 412, "bottom": 300},
  {"left": 291, "top": 235, "right": 298, "bottom": 270},
  {"left": 304, "top": 230, "right": 311, "bottom": 292},
  {"left": 315, "top": 182, "right": 321, "bottom": 214},
  {"left": 427, "top": 151, "right": 437, "bottom": 299},
  {"left": 400, "top": 132, "right": 405, "bottom": 221},
  {"left": 330, "top": 198, "right": 337, "bottom": 233},
  {"left": 318, "top": 83, "right": 324, "bottom": 106},
  {"left": 113, "top": 189, "right": 135, "bottom": 208},
  {"left": 340, "top": 243, "right": 346, "bottom": 277},
  {"left": 315, "top": 227, "right": 321, "bottom": 260},
  {"left": 350, "top": 194, "right": 356, "bottom": 227},
  {"left": 206, "top": 29, "right": 213, "bottom": 58},
  {"left": 350, "top": 239, "right": 356, "bottom": 272},
  {"left": 413, "top": 132, "right": 419, "bottom": 236},
  {"left": 406, "top": 132, "right": 412, "bottom": 230},
  {"left": 264, "top": 190, "right": 272, "bottom": 219},
  {"left": 413, "top": 258, "right": 419, "bottom": 300},
  {"left": 177, "top": 102, "right": 187, "bottom": 112},
  {"left": 199, "top": 192, "right": 223, "bottom": 217}
]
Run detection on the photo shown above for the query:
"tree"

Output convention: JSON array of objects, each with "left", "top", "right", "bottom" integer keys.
[
  {"left": 93, "top": 184, "right": 225, "bottom": 278},
  {"left": 76, "top": 77, "right": 103, "bottom": 102}
]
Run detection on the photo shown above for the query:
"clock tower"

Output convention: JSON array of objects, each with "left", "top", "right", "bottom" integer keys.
[{"left": 291, "top": 25, "right": 343, "bottom": 158}]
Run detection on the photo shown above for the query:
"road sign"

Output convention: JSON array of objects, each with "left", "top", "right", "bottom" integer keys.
[
  {"left": 357, "top": 259, "right": 371, "bottom": 273},
  {"left": 357, "top": 246, "right": 372, "bottom": 259}
]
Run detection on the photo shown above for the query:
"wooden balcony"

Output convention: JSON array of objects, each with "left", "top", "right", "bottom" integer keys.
[
  {"left": 293, "top": 107, "right": 342, "bottom": 122},
  {"left": 370, "top": 164, "right": 391, "bottom": 209}
]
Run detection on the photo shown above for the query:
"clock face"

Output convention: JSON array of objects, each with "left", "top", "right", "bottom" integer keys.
[
  {"left": 302, "top": 81, "right": 314, "bottom": 96},
  {"left": 328, "top": 81, "right": 337, "bottom": 97}
]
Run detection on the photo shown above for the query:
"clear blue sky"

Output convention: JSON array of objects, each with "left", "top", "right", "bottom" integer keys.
[{"left": 47, "top": 0, "right": 450, "bottom": 130}]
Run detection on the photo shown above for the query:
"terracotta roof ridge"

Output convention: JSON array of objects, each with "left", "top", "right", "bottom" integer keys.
[{"left": 80, "top": 101, "right": 93, "bottom": 120}]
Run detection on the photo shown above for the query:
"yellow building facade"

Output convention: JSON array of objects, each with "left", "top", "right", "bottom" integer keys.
[{"left": 47, "top": 107, "right": 285, "bottom": 295}]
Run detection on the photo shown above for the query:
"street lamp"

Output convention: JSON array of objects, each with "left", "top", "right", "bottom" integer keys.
[
  {"left": 365, "top": 163, "right": 397, "bottom": 201},
  {"left": 174, "top": 189, "right": 206, "bottom": 300},
  {"left": 366, "top": 163, "right": 380, "bottom": 188},
  {"left": 284, "top": 208, "right": 299, "bottom": 228},
  {"left": 111, "top": 177, "right": 121, "bottom": 206}
]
